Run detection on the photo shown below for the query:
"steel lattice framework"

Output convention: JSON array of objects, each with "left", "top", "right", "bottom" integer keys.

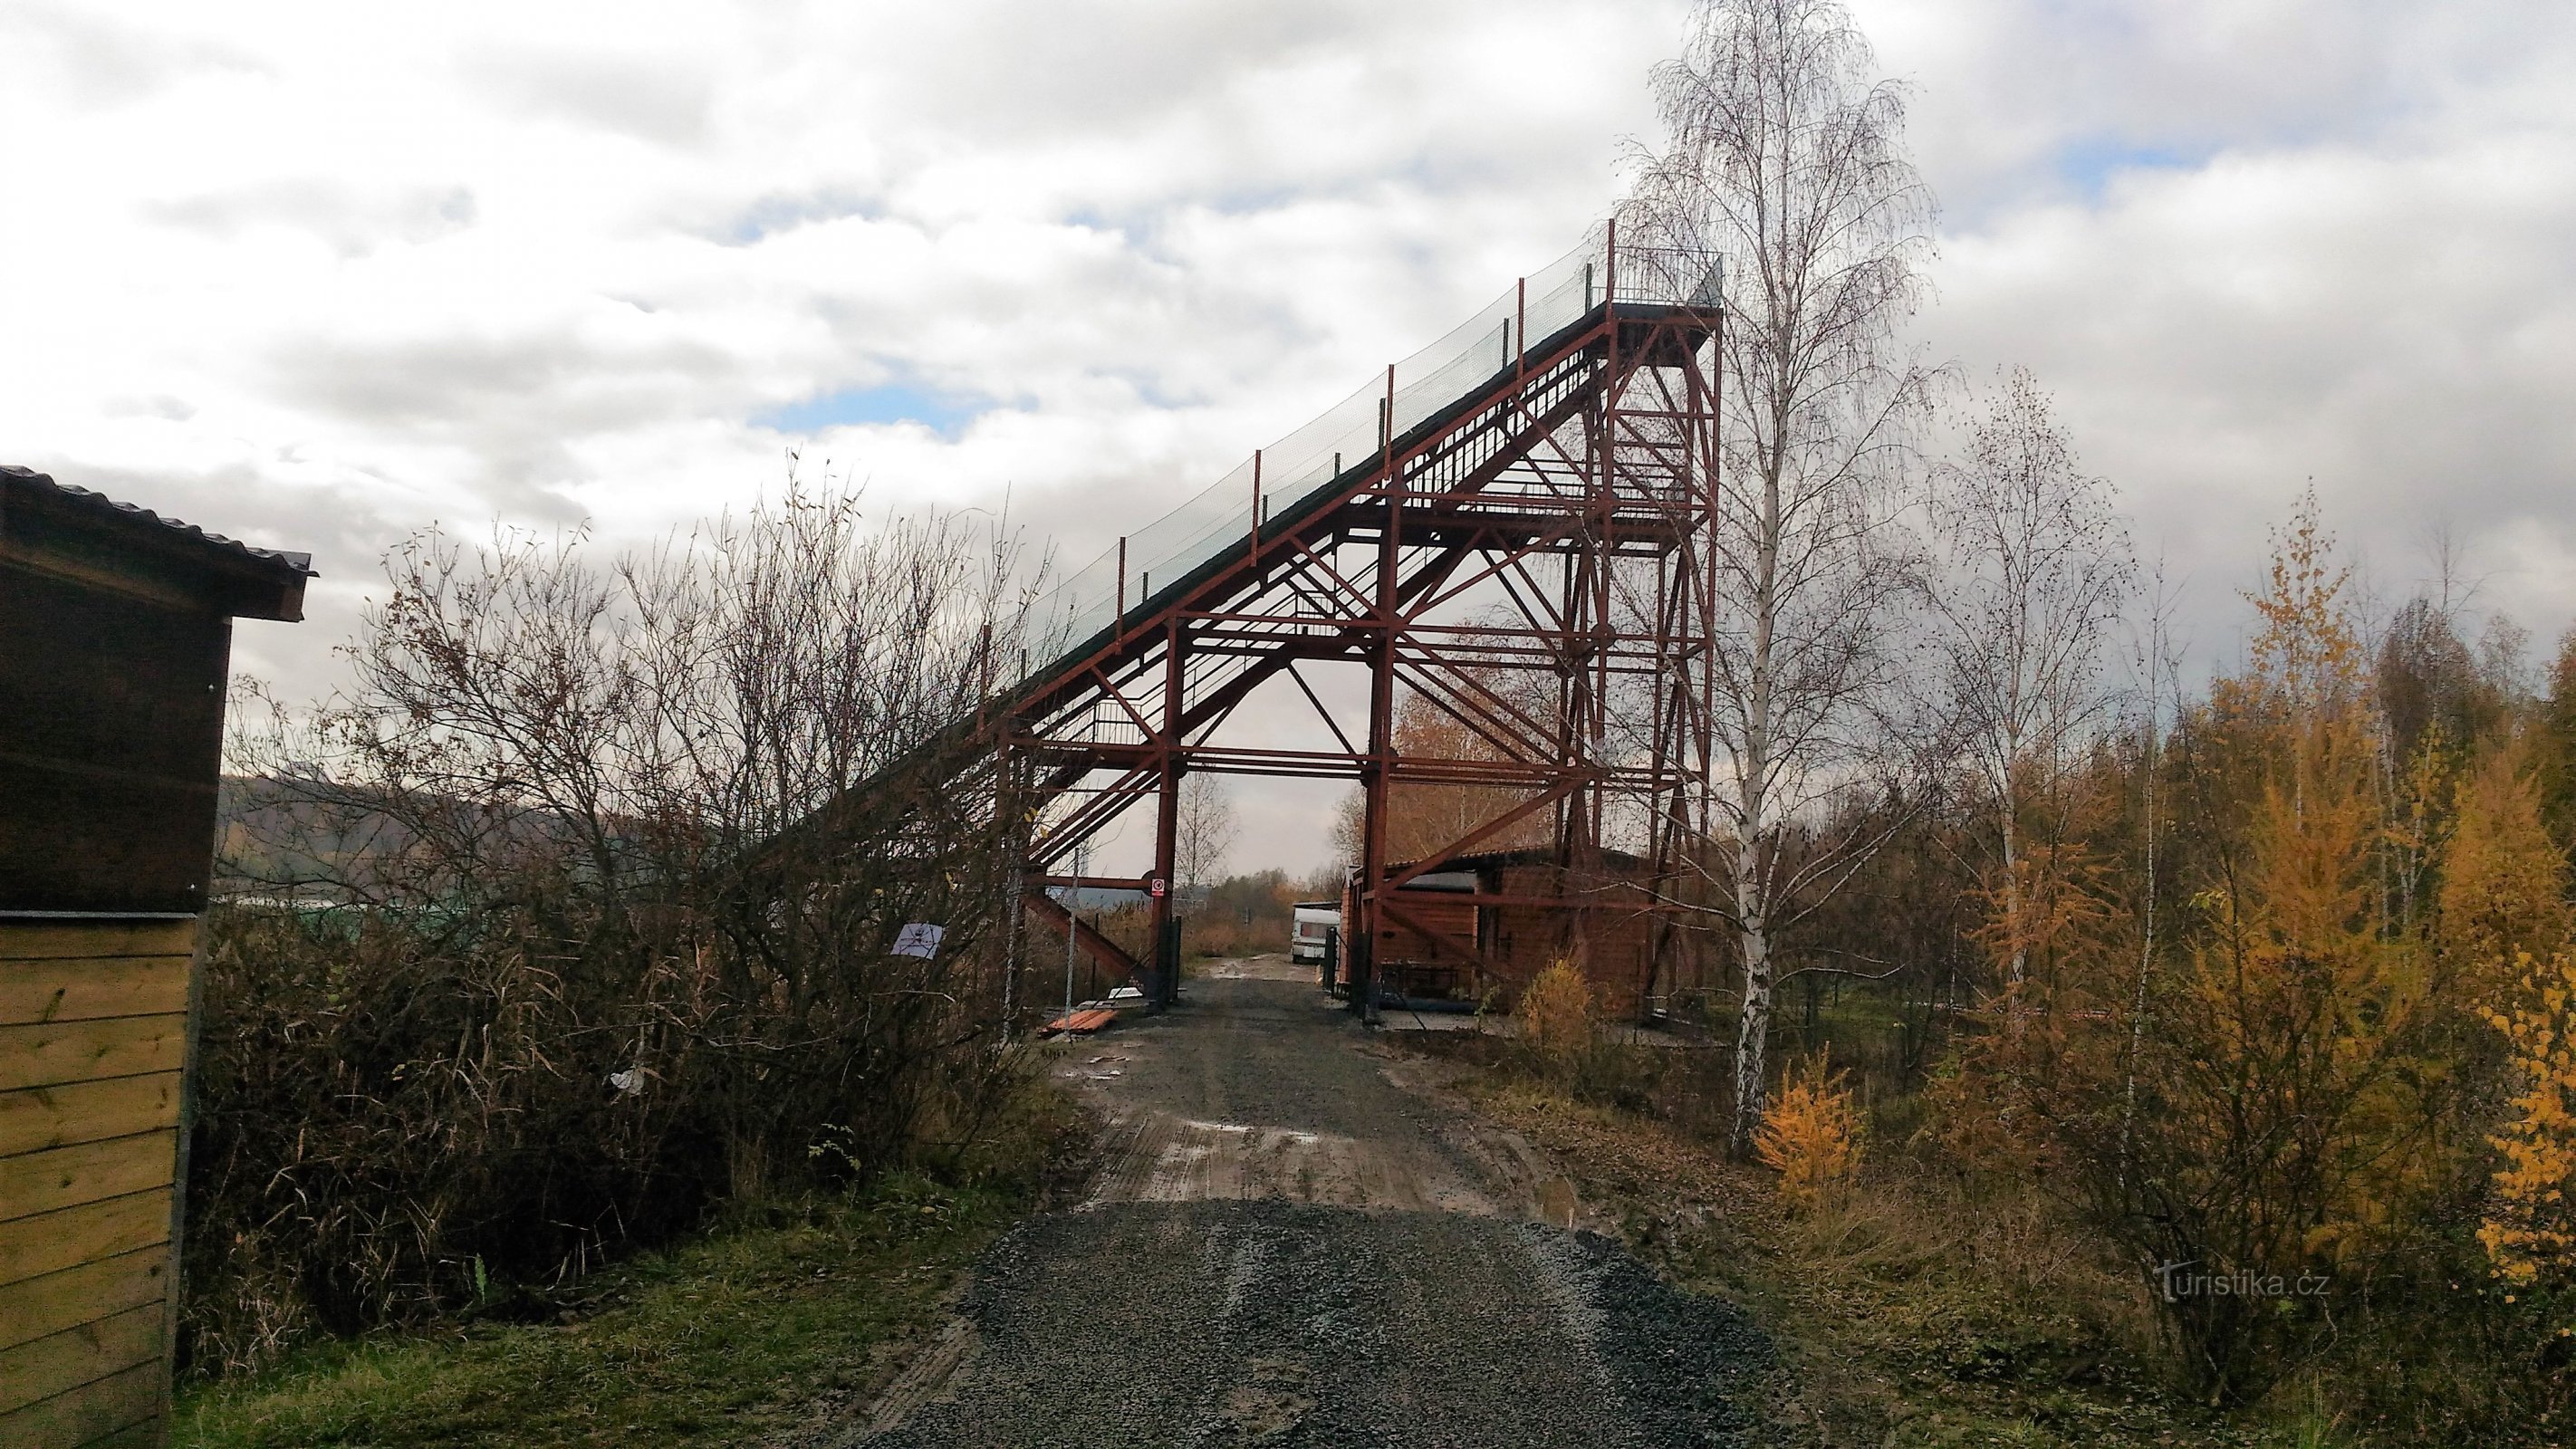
[{"left": 991, "top": 232, "right": 1725, "bottom": 1020}]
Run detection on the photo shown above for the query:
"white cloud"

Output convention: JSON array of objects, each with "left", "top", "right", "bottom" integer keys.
[
  {"left": 10, "top": 0, "right": 2576, "bottom": 871},
  {"left": 1877, "top": 0, "right": 2576, "bottom": 676}
]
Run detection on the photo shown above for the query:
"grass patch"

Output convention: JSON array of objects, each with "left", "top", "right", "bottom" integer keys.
[
  {"left": 176, "top": 1175, "right": 1014, "bottom": 1449},
  {"left": 178, "top": 1075, "right": 1089, "bottom": 1449}
]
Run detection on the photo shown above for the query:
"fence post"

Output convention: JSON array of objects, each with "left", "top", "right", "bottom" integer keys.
[{"left": 1158, "top": 915, "right": 1184, "bottom": 1010}]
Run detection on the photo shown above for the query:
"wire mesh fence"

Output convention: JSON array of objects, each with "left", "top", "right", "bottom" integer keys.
[{"left": 1021, "top": 235, "right": 1715, "bottom": 680}]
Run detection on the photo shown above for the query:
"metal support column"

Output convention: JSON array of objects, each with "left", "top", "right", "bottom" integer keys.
[{"left": 1151, "top": 611, "right": 1182, "bottom": 1012}]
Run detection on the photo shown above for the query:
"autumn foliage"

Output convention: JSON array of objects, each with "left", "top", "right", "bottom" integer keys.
[
  {"left": 1518, "top": 959, "right": 1597, "bottom": 1059},
  {"left": 1334, "top": 686, "right": 1553, "bottom": 868},
  {"left": 2484, "top": 950, "right": 2576, "bottom": 1291},
  {"left": 1918, "top": 490, "right": 2576, "bottom": 1409},
  {"left": 1754, "top": 1055, "right": 1862, "bottom": 1213}
]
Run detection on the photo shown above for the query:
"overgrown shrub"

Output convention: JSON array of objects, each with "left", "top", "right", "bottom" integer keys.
[
  {"left": 188, "top": 485, "right": 1038, "bottom": 1376},
  {"left": 1518, "top": 959, "right": 1596, "bottom": 1060}
]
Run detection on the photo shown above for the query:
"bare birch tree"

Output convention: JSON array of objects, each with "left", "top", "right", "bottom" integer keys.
[
  {"left": 1932, "top": 368, "right": 2133, "bottom": 990},
  {"left": 1622, "top": 0, "right": 1937, "bottom": 1154},
  {"left": 1175, "top": 771, "right": 1237, "bottom": 898}
]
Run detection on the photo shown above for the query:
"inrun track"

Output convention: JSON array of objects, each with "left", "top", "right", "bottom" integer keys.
[{"left": 921, "top": 230, "right": 1731, "bottom": 1014}]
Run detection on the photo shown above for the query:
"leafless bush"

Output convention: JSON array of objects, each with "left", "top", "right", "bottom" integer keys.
[{"left": 189, "top": 483, "right": 1035, "bottom": 1372}]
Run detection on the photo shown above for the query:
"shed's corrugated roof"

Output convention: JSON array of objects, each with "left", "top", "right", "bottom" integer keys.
[
  {"left": 1388, "top": 846, "right": 1651, "bottom": 874},
  {"left": 3, "top": 465, "right": 316, "bottom": 580}
]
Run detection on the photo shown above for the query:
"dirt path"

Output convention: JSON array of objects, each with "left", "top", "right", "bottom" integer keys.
[
  {"left": 1077, "top": 957, "right": 1568, "bottom": 1218},
  {"left": 825, "top": 962, "right": 1771, "bottom": 1448}
]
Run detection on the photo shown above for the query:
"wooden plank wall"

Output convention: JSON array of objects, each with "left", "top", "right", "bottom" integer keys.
[
  {"left": 1490, "top": 866, "right": 1655, "bottom": 1017},
  {"left": 1370, "top": 891, "right": 1479, "bottom": 1000},
  {"left": 0, "top": 917, "right": 196, "bottom": 1449}
]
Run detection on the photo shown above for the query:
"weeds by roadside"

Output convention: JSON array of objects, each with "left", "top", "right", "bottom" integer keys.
[
  {"left": 1417, "top": 1040, "right": 2235, "bottom": 1447},
  {"left": 1413, "top": 1002, "right": 2572, "bottom": 1445},
  {"left": 176, "top": 1077, "right": 1086, "bottom": 1449},
  {"left": 202, "top": 485, "right": 1042, "bottom": 1373}
]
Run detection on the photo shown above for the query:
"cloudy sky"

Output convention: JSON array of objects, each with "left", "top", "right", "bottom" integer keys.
[{"left": 8, "top": 0, "right": 2574, "bottom": 874}]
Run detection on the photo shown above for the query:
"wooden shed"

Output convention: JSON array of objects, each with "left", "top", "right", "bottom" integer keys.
[
  {"left": 1344, "top": 848, "right": 1678, "bottom": 1018},
  {"left": 1, "top": 467, "right": 312, "bottom": 1448}
]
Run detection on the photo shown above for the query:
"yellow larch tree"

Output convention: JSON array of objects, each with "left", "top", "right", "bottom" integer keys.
[
  {"left": 2483, "top": 950, "right": 2576, "bottom": 1290},
  {"left": 2442, "top": 734, "right": 2571, "bottom": 996},
  {"left": 1754, "top": 1054, "right": 1862, "bottom": 1213}
]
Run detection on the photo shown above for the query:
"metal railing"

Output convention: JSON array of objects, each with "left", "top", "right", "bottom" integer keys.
[{"left": 1020, "top": 234, "right": 1717, "bottom": 687}]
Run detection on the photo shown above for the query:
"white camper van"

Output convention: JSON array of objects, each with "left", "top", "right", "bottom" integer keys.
[{"left": 1290, "top": 901, "right": 1337, "bottom": 964}]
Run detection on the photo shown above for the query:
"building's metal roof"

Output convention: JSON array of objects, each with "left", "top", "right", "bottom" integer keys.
[
  {"left": 1379, "top": 845, "right": 1653, "bottom": 877},
  {"left": 2, "top": 465, "right": 316, "bottom": 580}
]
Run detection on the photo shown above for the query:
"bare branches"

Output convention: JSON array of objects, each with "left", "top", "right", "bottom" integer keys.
[
  {"left": 1932, "top": 368, "right": 2134, "bottom": 805},
  {"left": 1928, "top": 368, "right": 2135, "bottom": 987},
  {"left": 201, "top": 479, "right": 1040, "bottom": 1363},
  {"left": 1174, "top": 772, "right": 1237, "bottom": 897},
  {"left": 1623, "top": 0, "right": 1937, "bottom": 1153}
]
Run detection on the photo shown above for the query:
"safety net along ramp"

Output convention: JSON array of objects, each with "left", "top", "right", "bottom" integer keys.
[{"left": 1006, "top": 234, "right": 1718, "bottom": 731}]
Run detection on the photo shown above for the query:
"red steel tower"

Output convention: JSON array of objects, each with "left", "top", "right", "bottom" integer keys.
[{"left": 1002, "top": 228, "right": 1724, "bottom": 1022}]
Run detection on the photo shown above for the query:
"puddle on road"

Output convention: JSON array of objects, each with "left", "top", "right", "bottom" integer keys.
[
  {"left": 1181, "top": 1118, "right": 1320, "bottom": 1146},
  {"left": 1053, "top": 968, "right": 1590, "bottom": 1227},
  {"left": 1087, "top": 1108, "right": 1515, "bottom": 1217}
]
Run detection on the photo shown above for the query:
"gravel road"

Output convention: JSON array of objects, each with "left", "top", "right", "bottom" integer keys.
[{"left": 828, "top": 963, "right": 1772, "bottom": 1447}]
